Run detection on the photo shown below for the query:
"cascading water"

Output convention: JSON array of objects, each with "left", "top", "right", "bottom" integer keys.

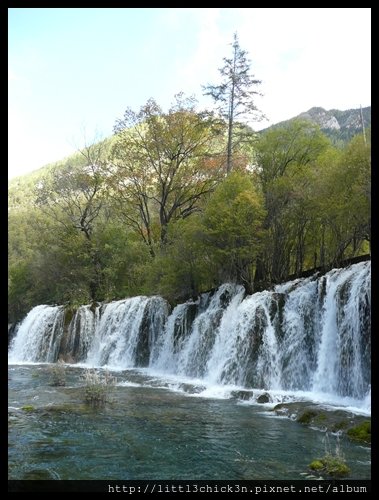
[
  {"left": 312, "top": 262, "right": 371, "bottom": 398},
  {"left": 8, "top": 262, "right": 371, "bottom": 406},
  {"left": 85, "top": 296, "right": 169, "bottom": 369},
  {"left": 174, "top": 284, "right": 245, "bottom": 378},
  {"left": 276, "top": 279, "right": 319, "bottom": 390},
  {"left": 59, "top": 305, "right": 99, "bottom": 362},
  {"left": 8, "top": 305, "right": 64, "bottom": 363}
]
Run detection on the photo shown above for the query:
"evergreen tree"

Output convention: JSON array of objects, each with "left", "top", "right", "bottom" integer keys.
[{"left": 203, "top": 32, "right": 263, "bottom": 173}]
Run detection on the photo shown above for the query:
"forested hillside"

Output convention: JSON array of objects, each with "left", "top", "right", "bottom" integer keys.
[
  {"left": 8, "top": 100, "right": 371, "bottom": 323},
  {"left": 8, "top": 33, "right": 371, "bottom": 324}
]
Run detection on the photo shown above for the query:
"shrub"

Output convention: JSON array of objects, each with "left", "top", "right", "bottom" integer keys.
[
  {"left": 81, "top": 368, "right": 116, "bottom": 406},
  {"left": 48, "top": 361, "right": 66, "bottom": 387}
]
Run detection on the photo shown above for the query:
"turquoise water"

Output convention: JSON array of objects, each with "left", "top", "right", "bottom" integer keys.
[{"left": 8, "top": 365, "right": 371, "bottom": 480}]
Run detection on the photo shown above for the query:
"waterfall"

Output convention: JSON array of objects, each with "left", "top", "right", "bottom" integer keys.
[
  {"left": 59, "top": 305, "right": 99, "bottom": 362},
  {"left": 8, "top": 305, "right": 64, "bottom": 363},
  {"left": 8, "top": 262, "right": 371, "bottom": 403},
  {"left": 312, "top": 262, "right": 371, "bottom": 398},
  {"left": 85, "top": 296, "right": 169, "bottom": 369}
]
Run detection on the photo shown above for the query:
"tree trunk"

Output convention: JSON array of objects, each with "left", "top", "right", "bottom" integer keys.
[
  {"left": 227, "top": 106, "right": 233, "bottom": 174},
  {"left": 226, "top": 51, "right": 236, "bottom": 175}
]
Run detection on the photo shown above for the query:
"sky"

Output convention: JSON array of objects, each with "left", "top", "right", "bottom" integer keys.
[{"left": 8, "top": 8, "right": 371, "bottom": 180}]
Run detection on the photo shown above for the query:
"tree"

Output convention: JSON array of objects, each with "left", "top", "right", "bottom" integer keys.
[
  {"left": 200, "top": 171, "right": 266, "bottom": 291},
  {"left": 147, "top": 216, "right": 210, "bottom": 302},
  {"left": 308, "top": 134, "right": 371, "bottom": 267},
  {"left": 203, "top": 32, "right": 263, "bottom": 174},
  {"left": 35, "top": 140, "right": 109, "bottom": 300},
  {"left": 110, "top": 94, "right": 223, "bottom": 255},
  {"left": 255, "top": 119, "right": 330, "bottom": 187},
  {"left": 254, "top": 120, "right": 330, "bottom": 283}
]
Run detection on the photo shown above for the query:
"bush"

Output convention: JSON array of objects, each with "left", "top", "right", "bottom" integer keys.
[
  {"left": 48, "top": 361, "right": 66, "bottom": 387},
  {"left": 81, "top": 369, "right": 116, "bottom": 406}
]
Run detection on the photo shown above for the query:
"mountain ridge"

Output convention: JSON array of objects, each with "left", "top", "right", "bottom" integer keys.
[{"left": 262, "top": 105, "right": 371, "bottom": 144}]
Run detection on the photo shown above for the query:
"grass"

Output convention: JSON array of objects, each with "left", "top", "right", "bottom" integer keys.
[
  {"left": 81, "top": 368, "right": 116, "bottom": 406},
  {"left": 309, "top": 433, "right": 350, "bottom": 477},
  {"left": 48, "top": 361, "right": 66, "bottom": 387}
]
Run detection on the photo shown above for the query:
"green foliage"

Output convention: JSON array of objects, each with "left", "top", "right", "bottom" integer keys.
[
  {"left": 111, "top": 93, "right": 223, "bottom": 253},
  {"left": 203, "top": 32, "right": 263, "bottom": 173},
  {"left": 148, "top": 216, "right": 211, "bottom": 302},
  {"left": 148, "top": 171, "right": 266, "bottom": 299},
  {"left": 21, "top": 405, "right": 35, "bottom": 412},
  {"left": 253, "top": 122, "right": 370, "bottom": 283},
  {"left": 309, "top": 434, "right": 350, "bottom": 477},
  {"left": 200, "top": 171, "right": 266, "bottom": 286},
  {"left": 309, "top": 460, "right": 324, "bottom": 471},
  {"left": 255, "top": 119, "right": 330, "bottom": 185},
  {"left": 347, "top": 421, "right": 371, "bottom": 443},
  {"left": 309, "top": 455, "right": 350, "bottom": 477},
  {"left": 8, "top": 101, "right": 371, "bottom": 320}
]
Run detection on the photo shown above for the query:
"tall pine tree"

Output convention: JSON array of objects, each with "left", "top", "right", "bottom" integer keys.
[{"left": 203, "top": 33, "right": 263, "bottom": 174}]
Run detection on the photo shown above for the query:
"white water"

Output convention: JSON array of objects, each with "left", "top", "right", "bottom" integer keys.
[
  {"left": 85, "top": 296, "right": 168, "bottom": 369},
  {"left": 8, "top": 262, "right": 371, "bottom": 410},
  {"left": 312, "top": 262, "right": 371, "bottom": 398},
  {"left": 62, "top": 305, "right": 99, "bottom": 362},
  {"left": 8, "top": 305, "right": 64, "bottom": 363}
]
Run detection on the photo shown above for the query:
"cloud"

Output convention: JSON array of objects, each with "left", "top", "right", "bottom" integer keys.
[
  {"left": 168, "top": 9, "right": 228, "bottom": 101},
  {"left": 234, "top": 8, "right": 371, "bottom": 126}
]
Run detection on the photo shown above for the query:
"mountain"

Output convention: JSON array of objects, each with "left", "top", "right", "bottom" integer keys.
[{"left": 262, "top": 106, "right": 371, "bottom": 145}]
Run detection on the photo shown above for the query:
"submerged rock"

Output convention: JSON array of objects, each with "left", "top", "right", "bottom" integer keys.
[{"left": 272, "top": 401, "right": 371, "bottom": 442}]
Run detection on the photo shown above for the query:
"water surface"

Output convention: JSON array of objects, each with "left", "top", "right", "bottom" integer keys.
[{"left": 8, "top": 365, "right": 370, "bottom": 480}]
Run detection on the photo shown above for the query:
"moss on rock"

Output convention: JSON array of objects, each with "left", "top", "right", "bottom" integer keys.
[
  {"left": 347, "top": 421, "right": 371, "bottom": 443},
  {"left": 309, "top": 454, "right": 350, "bottom": 477},
  {"left": 309, "top": 460, "right": 324, "bottom": 471},
  {"left": 297, "top": 410, "right": 318, "bottom": 424},
  {"left": 21, "top": 405, "right": 35, "bottom": 412}
]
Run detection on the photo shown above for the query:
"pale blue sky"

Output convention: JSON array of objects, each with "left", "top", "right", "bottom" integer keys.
[{"left": 9, "top": 8, "right": 371, "bottom": 179}]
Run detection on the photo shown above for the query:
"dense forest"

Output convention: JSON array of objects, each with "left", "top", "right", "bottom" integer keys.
[{"left": 8, "top": 36, "right": 371, "bottom": 324}]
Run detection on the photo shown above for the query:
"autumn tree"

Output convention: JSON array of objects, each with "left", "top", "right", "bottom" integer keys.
[
  {"left": 203, "top": 32, "right": 263, "bottom": 173},
  {"left": 110, "top": 94, "right": 223, "bottom": 255}
]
